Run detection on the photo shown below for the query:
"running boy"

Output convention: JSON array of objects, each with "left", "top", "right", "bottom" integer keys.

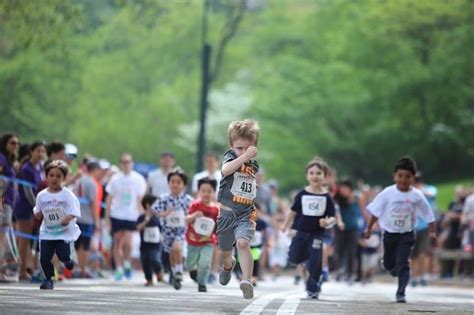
[
  {"left": 137, "top": 194, "right": 162, "bottom": 286},
  {"left": 185, "top": 177, "right": 219, "bottom": 292},
  {"left": 33, "top": 160, "right": 81, "bottom": 289},
  {"left": 152, "top": 168, "right": 192, "bottom": 290},
  {"left": 216, "top": 119, "right": 259, "bottom": 299},
  {"left": 281, "top": 157, "right": 336, "bottom": 299},
  {"left": 364, "top": 156, "right": 435, "bottom": 303}
]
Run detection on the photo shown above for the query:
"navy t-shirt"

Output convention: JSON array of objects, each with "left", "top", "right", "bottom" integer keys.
[
  {"left": 137, "top": 214, "right": 161, "bottom": 250},
  {"left": 291, "top": 189, "right": 336, "bottom": 236}
]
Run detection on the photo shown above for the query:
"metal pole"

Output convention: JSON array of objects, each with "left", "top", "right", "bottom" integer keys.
[{"left": 196, "top": 0, "right": 211, "bottom": 173}]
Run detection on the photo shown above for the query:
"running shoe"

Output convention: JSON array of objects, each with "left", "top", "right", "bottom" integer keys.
[{"left": 219, "top": 257, "right": 236, "bottom": 286}]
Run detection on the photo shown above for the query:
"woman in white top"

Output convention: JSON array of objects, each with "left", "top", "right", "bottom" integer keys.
[{"left": 364, "top": 156, "right": 436, "bottom": 303}]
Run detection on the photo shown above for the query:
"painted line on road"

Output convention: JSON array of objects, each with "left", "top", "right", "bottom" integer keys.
[
  {"left": 240, "top": 290, "right": 300, "bottom": 315},
  {"left": 276, "top": 293, "right": 303, "bottom": 315}
]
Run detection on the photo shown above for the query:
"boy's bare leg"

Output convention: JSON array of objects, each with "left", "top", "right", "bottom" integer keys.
[
  {"left": 236, "top": 239, "right": 252, "bottom": 280},
  {"left": 220, "top": 250, "right": 233, "bottom": 270}
]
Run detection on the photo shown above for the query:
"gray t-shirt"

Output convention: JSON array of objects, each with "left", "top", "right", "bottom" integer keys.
[
  {"left": 217, "top": 150, "right": 259, "bottom": 216},
  {"left": 76, "top": 175, "right": 97, "bottom": 225}
]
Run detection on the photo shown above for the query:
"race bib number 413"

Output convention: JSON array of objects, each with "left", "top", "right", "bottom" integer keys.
[
  {"left": 230, "top": 172, "right": 256, "bottom": 200},
  {"left": 302, "top": 195, "right": 326, "bottom": 216}
]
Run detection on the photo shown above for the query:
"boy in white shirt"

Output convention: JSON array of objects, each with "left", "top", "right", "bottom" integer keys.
[
  {"left": 34, "top": 160, "right": 81, "bottom": 290},
  {"left": 364, "top": 156, "right": 436, "bottom": 303}
]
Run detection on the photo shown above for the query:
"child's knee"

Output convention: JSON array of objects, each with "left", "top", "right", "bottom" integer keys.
[
  {"left": 171, "top": 241, "right": 182, "bottom": 252},
  {"left": 236, "top": 239, "right": 250, "bottom": 251}
]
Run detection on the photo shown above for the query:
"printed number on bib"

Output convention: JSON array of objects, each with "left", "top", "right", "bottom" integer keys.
[
  {"left": 193, "top": 217, "right": 216, "bottom": 237},
  {"left": 43, "top": 208, "right": 65, "bottom": 228},
  {"left": 230, "top": 172, "right": 256, "bottom": 200},
  {"left": 302, "top": 195, "right": 326, "bottom": 216},
  {"left": 250, "top": 231, "right": 263, "bottom": 247},
  {"left": 143, "top": 226, "right": 160, "bottom": 243},
  {"left": 390, "top": 212, "right": 411, "bottom": 232},
  {"left": 166, "top": 211, "right": 185, "bottom": 228}
]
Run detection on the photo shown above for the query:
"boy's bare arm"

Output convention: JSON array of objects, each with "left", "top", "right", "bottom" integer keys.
[
  {"left": 221, "top": 147, "right": 258, "bottom": 176},
  {"left": 364, "top": 215, "right": 378, "bottom": 239}
]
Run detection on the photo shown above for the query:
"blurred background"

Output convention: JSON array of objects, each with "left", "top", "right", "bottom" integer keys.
[{"left": 1, "top": 0, "right": 473, "bottom": 206}]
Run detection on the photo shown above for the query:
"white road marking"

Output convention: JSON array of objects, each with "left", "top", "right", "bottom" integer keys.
[
  {"left": 240, "top": 290, "right": 300, "bottom": 315},
  {"left": 276, "top": 293, "right": 303, "bottom": 315}
]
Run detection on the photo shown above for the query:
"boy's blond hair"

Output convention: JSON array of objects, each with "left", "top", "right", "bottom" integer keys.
[{"left": 228, "top": 119, "right": 260, "bottom": 146}]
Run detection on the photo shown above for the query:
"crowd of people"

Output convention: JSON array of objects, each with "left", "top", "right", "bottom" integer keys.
[{"left": 1, "top": 124, "right": 473, "bottom": 301}]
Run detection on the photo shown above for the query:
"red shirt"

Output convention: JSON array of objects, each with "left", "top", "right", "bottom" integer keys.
[{"left": 185, "top": 200, "right": 219, "bottom": 246}]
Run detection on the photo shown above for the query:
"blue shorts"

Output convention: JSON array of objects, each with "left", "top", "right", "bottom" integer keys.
[{"left": 111, "top": 218, "right": 136, "bottom": 234}]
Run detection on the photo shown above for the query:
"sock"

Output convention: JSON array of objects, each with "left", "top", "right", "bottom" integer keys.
[
  {"left": 124, "top": 261, "right": 131, "bottom": 270},
  {"left": 171, "top": 266, "right": 178, "bottom": 274},
  {"left": 116, "top": 266, "right": 124, "bottom": 274},
  {"left": 176, "top": 264, "right": 183, "bottom": 273},
  {"left": 322, "top": 267, "right": 329, "bottom": 273}
]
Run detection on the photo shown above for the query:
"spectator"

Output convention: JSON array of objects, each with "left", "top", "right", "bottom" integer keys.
[
  {"left": 0, "top": 133, "right": 20, "bottom": 280},
  {"left": 147, "top": 152, "right": 175, "bottom": 197},
  {"left": 74, "top": 161, "right": 101, "bottom": 278},
  {"left": 191, "top": 152, "right": 221, "bottom": 197},
  {"left": 13, "top": 141, "right": 46, "bottom": 280}
]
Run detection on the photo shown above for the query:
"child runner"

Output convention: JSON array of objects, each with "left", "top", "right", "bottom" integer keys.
[
  {"left": 364, "top": 156, "right": 436, "bottom": 303},
  {"left": 136, "top": 194, "right": 162, "bottom": 286},
  {"left": 152, "top": 167, "right": 192, "bottom": 290},
  {"left": 185, "top": 177, "right": 219, "bottom": 292},
  {"left": 216, "top": 119, "right": 260, "bottom": 299},
  {"left": 281, "top": 157, "right": 336, "bottom": 299},
  {"left": 33, "top": 160, "right": 81, "bottom": 289}
]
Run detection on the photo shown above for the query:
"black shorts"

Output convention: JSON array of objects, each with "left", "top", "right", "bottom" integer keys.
[
  {"left": 75, "top": 223, "right": 94, "bottom": 251},
  {"left": 111, "top": 218, "right": 136, "bottom": 234}
]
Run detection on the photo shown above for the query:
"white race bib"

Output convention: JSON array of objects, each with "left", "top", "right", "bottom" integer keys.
[
  {"left": 43, "top": 207, "right": 66, "bottom": 228},
  {"left": 302, "top": 195, "right": 326, "bottom": 216},
  {"left": 390, "top": 211, "right": 412, "bottom": 232},
  {"left": 166, "top": 211, "right": 185, "bottom": 228},
  {"left": 143, "top": 226, "right": 160, "bottom": 243},
  {"left": 250, "top": 230, "right": 263, "bottom": 247},
  {"left": 193, "top": 217, "right": 216, "bottom": 237},
  {"left": 230, "top": 172, "right": 257, "bottom": 200},
  {"left": 366, "top": 234, "right": 380, "bottom": 248}
]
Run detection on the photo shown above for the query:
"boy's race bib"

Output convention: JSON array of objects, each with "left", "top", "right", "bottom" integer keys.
[
  {"left": 43, "top": 207, "right": 65, "bottom": 228},
  {"left": 302, "top": 195, "right": 326, "bottom": 216},
  {"left": 230, "top": 172, "right": 257, "bottom": 200},
  {"left": 143, "top": 226, "right": 160, "bottom": 243},
  {"left": 390, "top": 211, "right": 412, "bottom": 232},
  {"left": 250, "top": 230, "right": 263, "bottom": 247},
  {"left": 166, "top": 211, "right": 185, "bottom": 228},
  {"left": 193, "top": 216, "right": 216, "bottom": 237}
]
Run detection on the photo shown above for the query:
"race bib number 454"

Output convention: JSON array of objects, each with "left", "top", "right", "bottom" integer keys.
[{"left": 302, "top": 195, "right": 326, "bottom": 216}]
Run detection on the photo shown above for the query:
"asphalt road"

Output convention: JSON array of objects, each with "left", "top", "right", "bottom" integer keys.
[{"left": 0, "top": 273, "right": 472, "bottom": 314}]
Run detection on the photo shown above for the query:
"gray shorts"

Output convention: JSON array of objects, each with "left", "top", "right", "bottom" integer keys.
[
  {"left": 0, "top": 204, "right": 13, "bottom": 226},
  {"left": 216, "top": 209, "right": 256, "bottom": 252}
]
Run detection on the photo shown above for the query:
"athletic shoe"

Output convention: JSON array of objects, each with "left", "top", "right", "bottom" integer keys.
[
  {"left": 189, "top": 270, "right": 198, "bottom": 283},
  {"left": 198, "top": 284, "right": 207, "bottom": 292},
  {"left": 307, "top": 292, "right": 319, "bottom": 299},
  {"left": 239, "top": 280, "right": 254, "bottom": 299},
  {"left": 207, "top": 273, "right": 216, "bottom": 284},
  {"left": 411, "top": 280, "right": 418, "bottom": 287},
  {"left": 419, "top": 279, "right": 427, "bottom": 286},
  {"left": 173, "top": 272, "right": 182, "bottom": 290},
  {"left": 396, "top": 294, "right": 406, "bottom": 303},
  {"left": 156, "top": 272, "right": 164, "bottom": 282},
  {"left": 145, "top": 280, "right": 153, "bottom": 287},
  {"left": 40, "top": 280, "right": 54, "bottom": 290},
  {"left": 114, "top": 270, "right": 123, "bottom": 281},
  {"left": 219, "top": 257, "right": 236, "bottom": 286},
  {"left": 124, "top": 267, "right": 132, "bottom": 279},
  {"left": 321, "top": 270, "right": 330, "bottom": 283}
]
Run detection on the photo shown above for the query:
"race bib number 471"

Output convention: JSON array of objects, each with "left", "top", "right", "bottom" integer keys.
[{"left": 302, "top": 195, "right": 326, "bottom": 216}]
